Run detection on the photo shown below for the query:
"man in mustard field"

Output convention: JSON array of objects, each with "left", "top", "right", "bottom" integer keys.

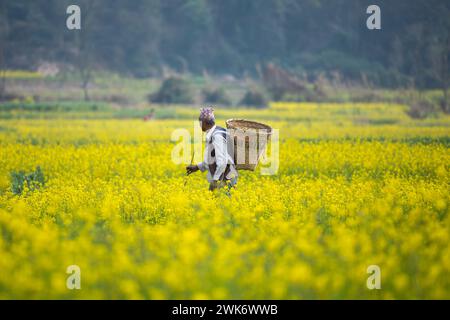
[{"left": 186, "top": 107, "right": 238, "bottom": 191}]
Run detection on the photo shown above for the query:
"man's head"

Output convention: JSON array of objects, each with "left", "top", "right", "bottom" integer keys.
[{"left": 199, "top": 106, "right": 215, "bottom": 132}]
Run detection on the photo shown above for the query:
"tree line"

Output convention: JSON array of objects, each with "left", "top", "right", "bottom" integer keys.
[{"left": 0, "top": 0, "right": 449, "bottom": 90}]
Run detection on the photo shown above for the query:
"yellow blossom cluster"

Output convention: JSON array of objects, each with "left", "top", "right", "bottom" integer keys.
[{"left": 0, "top": 102, "right": 448, "bottom": 299}]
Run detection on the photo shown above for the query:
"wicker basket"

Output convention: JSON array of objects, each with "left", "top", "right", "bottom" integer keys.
[{"left": 226, "top": 119, "right": 272, "bottom": 171}]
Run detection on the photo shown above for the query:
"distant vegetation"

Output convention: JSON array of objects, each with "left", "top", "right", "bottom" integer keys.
[
  {"left": 240, "top": 88, "right": 269, "bottom": 108},
  {"left": 0, "top": 101, "right": 110, "bottom": 112},
  {"left": 0, "top": 1, "right": 448, "bottom": 117},
  {"left": 0, "top": 0, "right": 448, "bottom": 92},
  {"left": 0, "top": 71, "right": 448, "bottom": 120},
  {"left": 149, "top": 77, "right": 194, "bottom": 104},
  {"left": 202, "top": 87, "right": 232, "bottom": 107}
]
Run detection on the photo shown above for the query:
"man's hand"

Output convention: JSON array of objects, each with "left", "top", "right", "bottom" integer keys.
[
  {"left": 209, "top": 180, "right": 219, "bottom": 191},
  {"left": 186, "top": 164, "right": 199, "bottom": 175}
]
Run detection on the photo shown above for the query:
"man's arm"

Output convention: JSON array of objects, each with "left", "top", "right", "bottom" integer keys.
[
  {"left": 197, "top": 161, "right": 207, "bottom": 172},
  {"left": 186, "top": 160, "right": 207, "bottom": 174}
]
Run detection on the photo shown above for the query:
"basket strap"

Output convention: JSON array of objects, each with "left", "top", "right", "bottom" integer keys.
[{"left": 212, "top": 126, "right": 227, "bottom": 141}]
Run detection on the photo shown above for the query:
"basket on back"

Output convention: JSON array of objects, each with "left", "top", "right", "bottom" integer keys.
[{"left": 226, "top": 119, "right": 272, "bottom": 171}]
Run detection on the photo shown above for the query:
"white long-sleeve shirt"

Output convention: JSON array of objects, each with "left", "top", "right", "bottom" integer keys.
[{"left": 197, "top": 125, "right": 238, "bottom": 183}]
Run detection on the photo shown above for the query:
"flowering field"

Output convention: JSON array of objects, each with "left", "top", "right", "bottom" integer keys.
[{"left": 0, "top": 102, "right": 449, "bottom": 299}]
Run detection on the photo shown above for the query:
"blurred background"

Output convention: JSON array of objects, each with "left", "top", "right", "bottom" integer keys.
[{"left": 0, "top": 0, "right": 449, "bottom": 117}]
